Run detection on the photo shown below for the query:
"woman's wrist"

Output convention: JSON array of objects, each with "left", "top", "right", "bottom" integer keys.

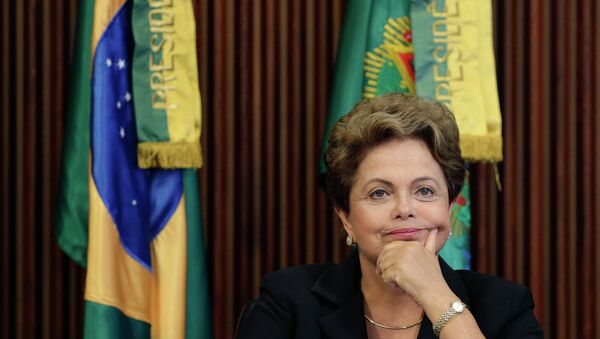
[{"left": 419, "top": 288, "right": 459, "bottom": 324}]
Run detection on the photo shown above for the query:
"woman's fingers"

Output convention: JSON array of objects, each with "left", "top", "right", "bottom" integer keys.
[
  {"left": 375, "top": 233, "right": 447, "bottom": 301},
  {"left": 425, "top": 227, "right": 438, "bottom": 253}
]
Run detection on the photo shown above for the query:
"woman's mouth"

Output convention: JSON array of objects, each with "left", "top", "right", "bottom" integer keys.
[{"left": 383, "top": 227, "right": 430, "bottom": 241}]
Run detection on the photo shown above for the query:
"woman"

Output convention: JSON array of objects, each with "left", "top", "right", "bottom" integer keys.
[{"left": 236, "top": 93, "right": 543, "bottom": 338}]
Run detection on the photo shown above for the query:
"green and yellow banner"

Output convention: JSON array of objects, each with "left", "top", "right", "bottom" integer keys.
[
  {"left": 412, "top": 0, "right": 502, "bottom": 162},
  {"left": 132, "top": 0, "right": 203, "bottom": 169}
]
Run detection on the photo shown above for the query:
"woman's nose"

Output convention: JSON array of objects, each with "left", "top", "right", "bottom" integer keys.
[{"left": 394, "top": 192, "right": 414, "bottom": 219}]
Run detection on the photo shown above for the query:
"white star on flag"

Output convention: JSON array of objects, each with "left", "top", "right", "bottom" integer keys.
[
  {"left": 105, "top": 58, "right": 112, "bottom": 67},
  {"left": 124, "top": 92, "right": 132, "bottom": 102},
  {"left": 119, "top": 127, "right": 125, "bottom": 138},
  {"left": 116, "top": 101, "right": 122, "bottom": 109},
  {"left": 117, "top": 59, "right": 126, "bottom": 69},
  {"left": 131, "top": 200, "right": 137, "bottom": 206}
]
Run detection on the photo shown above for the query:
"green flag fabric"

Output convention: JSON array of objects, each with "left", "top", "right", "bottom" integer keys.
[
  {"left": 54, "top": 0, "right": 94, "bottom": 268},
  {"left": 439, "top": 174, "right": 472, "bottom": 268}
]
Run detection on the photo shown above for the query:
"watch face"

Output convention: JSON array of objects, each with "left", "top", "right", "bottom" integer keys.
[{"left": 452, "top": 301, "right": 465, "bottom": 312}]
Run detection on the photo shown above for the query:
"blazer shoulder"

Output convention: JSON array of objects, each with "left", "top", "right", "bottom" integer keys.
[
  {"left": 455, "top": 270, "right": 543, "bottom": 337},
  {"left": 456, "top": 269, "right": 529, "bottom": 297},
  {"left": 236, "top": 263, "right": 335, "bottom": 338},
  {"left": 261, "top": 262, "right": 335, "bottom": 294}
]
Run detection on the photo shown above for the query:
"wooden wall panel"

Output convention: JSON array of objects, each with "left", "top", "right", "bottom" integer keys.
[
  {"left": 2, "top": 0, "right": 600, "bottom": 338},
  {"left": 196, "top": 1, "right": 347, "bottom": 337},
  {"left": 0, "top": 0, "right": 86, "bottom": 339},
  {"left": 472, "top": 0, "right": 600, "bottom": 337}
]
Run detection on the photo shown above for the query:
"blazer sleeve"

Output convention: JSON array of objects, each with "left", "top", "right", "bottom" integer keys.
[
  {"left": 235, "top": 273, "right": 293, "bottom": 339},
  {"left": 498, "top": 285, "right": 544, "bottom": 338}
]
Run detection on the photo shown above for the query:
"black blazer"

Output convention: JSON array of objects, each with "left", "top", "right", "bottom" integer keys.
[{"left": 236, "top": 250, "right": 543, "bottom": 338}]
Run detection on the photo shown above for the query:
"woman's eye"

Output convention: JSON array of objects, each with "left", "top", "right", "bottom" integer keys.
[
  {"left": 416, "top": 186, "right": 435, "bottom": 199},
  {"left": 369, "top": 188, "right": 389, "bottom": 200}
]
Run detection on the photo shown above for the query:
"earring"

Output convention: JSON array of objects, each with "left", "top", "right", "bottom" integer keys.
[
  {"left": 346, "top": 234, "right": 354, "bottom": 246},
  {"left": 447, "top": 231, "right": 453, "bottom": 240}
]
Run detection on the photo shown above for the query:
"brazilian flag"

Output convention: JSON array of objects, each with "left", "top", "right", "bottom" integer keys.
[{"left": 54, "top": 0, "right": 213, "bottom": 337}]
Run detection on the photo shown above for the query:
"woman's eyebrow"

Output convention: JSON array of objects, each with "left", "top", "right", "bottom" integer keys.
[
  {"left": 362, "top": 178, "right": 394, "bottom": 188},
  {"left": 412, "top": 176, "right": 441, "bottom": 186},
  {"left": 362, "top": 177, "right": 440, "bottom": 187}
]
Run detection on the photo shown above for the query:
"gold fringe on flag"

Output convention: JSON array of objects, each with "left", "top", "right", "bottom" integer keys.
[
  {"left": 138, "top": 142, "right": 203, "bottom": 169},
  {"left": 459, "top": 134, "right": 503, "bottom": 163}
]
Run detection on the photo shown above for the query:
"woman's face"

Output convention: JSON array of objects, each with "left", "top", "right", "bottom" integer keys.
[{"left": 336, "top": 137, "right": 453, "bottom": 266}]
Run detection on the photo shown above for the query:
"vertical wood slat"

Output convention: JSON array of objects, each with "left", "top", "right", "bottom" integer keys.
[
  {"left": 540, "top": 0, "right": 553, "bottom": 330},
  {"left": 554, "top": 0, "right": 568, "bottom": 335},
  {"left": 1, "top": 0, "right": 12, "bottom": 338},
  {"left": 236, "top": 0, "right": 250, "bottom": 316},
  {"left": 15, "top": 0, "right": 26, "bottom": 337},
  {"left": 566, "top": 0, "right": 578, "bottom": 335},
  {"left": 579, "top": 1, "right": 595, "bottom": 337},
  {"left": 472, "top": 165, "right": 497, "bottom": 275},
  {"left": 500, "top": 0, "right": 515, "bottom": 282},
  {"left": 208, "top": 0, "right": 223, "bottom": 331},
  {"left": 528, "top": 0, "right": 547, "bottom": 326},
  {"left": 251, "top": 0, "right": 263, "bottom": 294},
  {"left": 27, "top": 0, "right": 38, "bottom": 334},
  {"left": 555, "top": 0, "right": 577, "bottom": 337},
  {"left": 263, "top": 0, "right": 277, "bottom": 275},
  {"left": 304, "top": 0, "right": 316, "bottom": 265},
  {"left": 277, "top": 0, "right": 290, "bottom": 270},
  {"left": 209, "top": 0, "right": 235, "bottom": 338},
  {"left": 316, "top": 0, "right": 329, "bottom": 262},
  {"left": 595, "top": 2, "right": 600, "bottom": 336},
  {"left": 225, "top": 0, "right": 236, "bottom": 334},
  {"left": 514, "top": 0, "right": 526, "bottom": 285},
  {"left": 41, "top": 0, "right": 52, "bottom": 336},
  {"left": 289, "top": 0, "right": 300, "bottom": 266}
]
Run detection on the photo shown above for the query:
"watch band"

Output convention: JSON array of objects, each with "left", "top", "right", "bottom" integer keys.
[{"left": 433, "top": 301, "right": 468, "bottom": 336}]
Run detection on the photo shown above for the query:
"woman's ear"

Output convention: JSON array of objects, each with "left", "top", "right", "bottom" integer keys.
[{"left": 335, "top": 207, "right": 354, "bottom": 238}]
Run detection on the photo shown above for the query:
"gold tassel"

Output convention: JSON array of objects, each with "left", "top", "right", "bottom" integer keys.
[
  {"left": 459, "top": 134, "right": 503, "bottom": 163},
  {"left": 137, "top": 142, "right": 203, "bottom": 169}
]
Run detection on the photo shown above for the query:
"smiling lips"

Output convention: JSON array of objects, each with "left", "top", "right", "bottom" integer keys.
[{"left": 383, "top": 227, "right": 433, "bottom": 241}]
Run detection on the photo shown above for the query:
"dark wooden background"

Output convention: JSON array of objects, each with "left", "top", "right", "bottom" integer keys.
[{"left": 2, "top": 0, "right": 599, "bottom": 338}]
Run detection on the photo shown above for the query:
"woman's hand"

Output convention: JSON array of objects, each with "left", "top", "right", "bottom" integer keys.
[
  {"left": 375, "top": 228, "right": 453, "bottom": 307},
  {"left": 374, "top": 228, "right": 486, "bottom": 338}
]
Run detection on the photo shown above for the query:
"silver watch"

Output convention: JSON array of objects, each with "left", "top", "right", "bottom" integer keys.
[{"left": 433, "top": 301, "right": 468, "bottom": 336}]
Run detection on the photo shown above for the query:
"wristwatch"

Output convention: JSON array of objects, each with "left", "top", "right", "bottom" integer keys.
[{"left": 433, "top": 301, "right": 468, "bottom": 336}]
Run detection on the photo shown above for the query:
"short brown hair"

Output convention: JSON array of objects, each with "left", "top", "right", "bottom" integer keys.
[{"left": 324, "top": 93, "right": 465, "bottom": 212}]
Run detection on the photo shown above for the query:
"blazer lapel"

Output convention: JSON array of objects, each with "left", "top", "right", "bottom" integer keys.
[
  {"left": 312, "top": 250, "right": 366, "bottom": 339},
  {"left": 317, "top": 292, "right": 366, "bottom": 339}
]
